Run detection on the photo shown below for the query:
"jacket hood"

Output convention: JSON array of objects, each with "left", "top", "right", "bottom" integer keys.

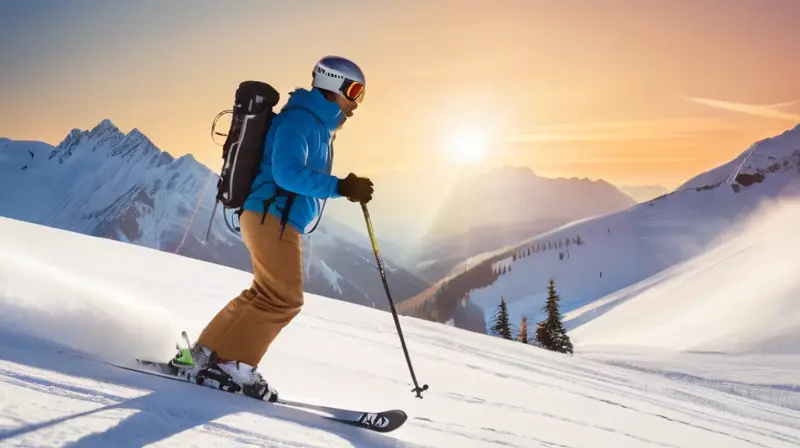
[{"left": 282, "top": 88, "right": 343, "bottom": 132}]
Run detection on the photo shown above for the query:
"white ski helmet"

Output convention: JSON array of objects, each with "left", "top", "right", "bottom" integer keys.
[{"left": 312, "top": 56, "right": 366, "bottom": 103}]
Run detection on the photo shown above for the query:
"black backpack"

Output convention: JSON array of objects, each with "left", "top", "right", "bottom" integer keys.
[
  {"left": 203, "top": 80, "right": 331, "bottom": 241},
  {"left": 203, "top": 80, "right": 279, "bottom": 239}
]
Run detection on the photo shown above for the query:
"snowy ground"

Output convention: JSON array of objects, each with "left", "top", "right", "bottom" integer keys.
[
  {"left": 580, "top": 347, "right": 800, "bottom": 412},
  {"left": 1, "top": 217, "right": 799, "bottom": 447}
]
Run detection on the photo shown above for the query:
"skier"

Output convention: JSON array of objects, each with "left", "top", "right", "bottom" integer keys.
[{"left": 169, "top": 56, "right": 374, "bottom": 401}]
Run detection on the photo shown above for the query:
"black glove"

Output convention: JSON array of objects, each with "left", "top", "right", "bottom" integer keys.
[{"left": 337, "top": 173, "right": 374, "bottom": 203}]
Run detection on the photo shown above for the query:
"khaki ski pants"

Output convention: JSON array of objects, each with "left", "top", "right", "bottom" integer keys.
[{"left": 196, "top": 209, "right": 304, "bottom": 367}]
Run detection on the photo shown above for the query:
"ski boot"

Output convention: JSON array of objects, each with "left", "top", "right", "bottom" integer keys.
[
  {"left": 169, "top": 344, "right": 278, "bottom": 402},
  {"left": 193, "top": 357, "right": 279, "bottom": 402}
]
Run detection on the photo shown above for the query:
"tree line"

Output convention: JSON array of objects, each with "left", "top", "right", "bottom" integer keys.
[
  {"left": 511, "top": 235, "right": 585, "bottom": 262},
  {"left": 407, "top": 230, "right": 595, "bottom": 329},
  {"left": 489, "top": 278, "right": 573, "bottom": 354}
]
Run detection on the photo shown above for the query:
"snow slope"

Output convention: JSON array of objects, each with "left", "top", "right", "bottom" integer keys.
[
  {"left": 416, "top": 124, "right": 800, "bottom": 334},
  {"left": 1, "top": 217, "right": 800, "bottom": 447},
  {"left": 580, "top": 347, "right": 800, "bottom": 412},
  {"left": 0, "top": 120, "right": 430, "bottom": 309},
  {"left": 566, "top": 194, "right": 800, "bottom": 354}
]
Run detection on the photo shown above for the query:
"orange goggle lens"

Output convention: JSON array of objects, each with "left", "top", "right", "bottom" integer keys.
[{"left": 342, "top": 80, "right": 365, "bottom": 103}]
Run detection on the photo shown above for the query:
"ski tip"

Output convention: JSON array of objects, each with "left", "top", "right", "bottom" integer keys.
[{"left": 373, "top": 409, "right": 408, "bottom": 433}]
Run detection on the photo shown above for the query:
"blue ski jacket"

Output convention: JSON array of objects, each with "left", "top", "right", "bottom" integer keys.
[{"left": 243, "top": 87, "right": 344, "bottom": 234}]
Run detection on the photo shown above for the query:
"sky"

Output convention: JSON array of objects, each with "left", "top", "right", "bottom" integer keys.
[{"left": 1, "top": 0, "right": 799, "bottom": 189}]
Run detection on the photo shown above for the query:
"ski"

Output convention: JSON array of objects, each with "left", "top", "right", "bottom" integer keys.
[{"left": 95, "top": 356, "right": 407, "bottom": 433}]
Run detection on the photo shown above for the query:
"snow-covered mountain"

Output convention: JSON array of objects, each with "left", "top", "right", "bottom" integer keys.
[
  {"left": 0, "top": 120, "right": 430, "bottom": 309},
  {"left": 399, "top": 123, "right": 800, "bottom": 338},
  {"left": 2, "top": 216, "right": 798, "bottom": 447}
]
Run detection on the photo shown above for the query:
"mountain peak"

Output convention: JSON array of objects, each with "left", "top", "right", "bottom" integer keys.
[
  {"left": 176, "top": 152, "right": 197, "bottom": 163},
  {"left": 124, "top": 128, "right": 151, "bottom": 146},
  {"left": 752, "top": 121, "right": 800, "bottom": 149},
  {"left": 48, "top": 119, "right": 159, "bottom": 164},
  {"left": 677, "top": 122, "right": 800, "bottom": 190},
  {"left": 90, "top": 119, "right": 121, "bottom": 136}
]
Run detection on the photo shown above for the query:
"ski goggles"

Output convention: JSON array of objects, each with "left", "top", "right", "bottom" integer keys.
[{"left": 341, "top": 79, "right": 365, "bottom": 104}]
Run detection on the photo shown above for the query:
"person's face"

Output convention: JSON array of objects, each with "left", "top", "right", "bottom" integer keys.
[{"left": 333, "top": 93, "right": 359, "bottom": 119}]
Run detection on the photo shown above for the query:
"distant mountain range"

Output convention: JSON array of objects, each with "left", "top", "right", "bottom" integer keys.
[
  {"left": 0, "top": 120, "right": 430, "bottom": 310},
  {"left": 422, "top": 166, "right": 637, "bottom": 240}
]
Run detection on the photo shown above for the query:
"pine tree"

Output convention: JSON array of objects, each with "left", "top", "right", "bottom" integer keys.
[
  {"left": 490, "top": 297, "right": 512, "bottom": 339},
  {"left": 535, "top": 278, "right": 574, "bottom": 354},
  {"left": 517, "top": 315, "right": 528, "bottom": 343},
  {"left": 535, "top": 321, "right": 551, "bottom": 348}
]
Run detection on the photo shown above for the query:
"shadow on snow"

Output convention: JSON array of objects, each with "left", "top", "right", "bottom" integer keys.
[{"left": 0, "top": 328, "right": 417, "bottom": 448}]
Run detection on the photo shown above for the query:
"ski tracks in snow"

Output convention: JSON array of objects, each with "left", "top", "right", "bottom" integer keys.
[
  {"left": 404, "top": 323, "right": 800, "bottom": 448},
  {"left": 0, "top": 333, "right": 423, "bottom": 448}
]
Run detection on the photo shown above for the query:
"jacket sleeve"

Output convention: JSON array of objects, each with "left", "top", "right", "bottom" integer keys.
[{"left": 270, "top": 112, "right": 341, "bottom": 199}]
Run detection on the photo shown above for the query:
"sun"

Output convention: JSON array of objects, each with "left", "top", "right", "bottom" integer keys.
[{"left": 445, "top": 129, "right": 489, "bottom": 165}]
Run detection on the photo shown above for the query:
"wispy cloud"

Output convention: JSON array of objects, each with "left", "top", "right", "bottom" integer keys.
[
  {"left": 682, "top": 96, "right": 800, "bottom": 121},
  {"left": 765, "top": 101, "right": 797, "bottom": 109}
]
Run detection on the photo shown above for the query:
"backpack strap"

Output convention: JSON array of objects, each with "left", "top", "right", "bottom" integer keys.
[
  {"left": 260, "top": 105, "right": 331, "bottom": 239},
  {"left": 303, "top": 132, "right": 334, "bottom": 235}
]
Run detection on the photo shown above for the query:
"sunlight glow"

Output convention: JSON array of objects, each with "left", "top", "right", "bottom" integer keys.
[{"left": 446, "top": 129, "right": 489, "bottom": 165}]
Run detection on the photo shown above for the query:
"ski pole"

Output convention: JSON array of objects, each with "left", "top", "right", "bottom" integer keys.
[{"left": 361, "top": 202, "right": 429, "bottom": 398}]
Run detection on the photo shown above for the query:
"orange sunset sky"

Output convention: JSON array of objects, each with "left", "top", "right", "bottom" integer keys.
[{"left": 1, "top": 0, "right": 799, "bottom": 189}]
